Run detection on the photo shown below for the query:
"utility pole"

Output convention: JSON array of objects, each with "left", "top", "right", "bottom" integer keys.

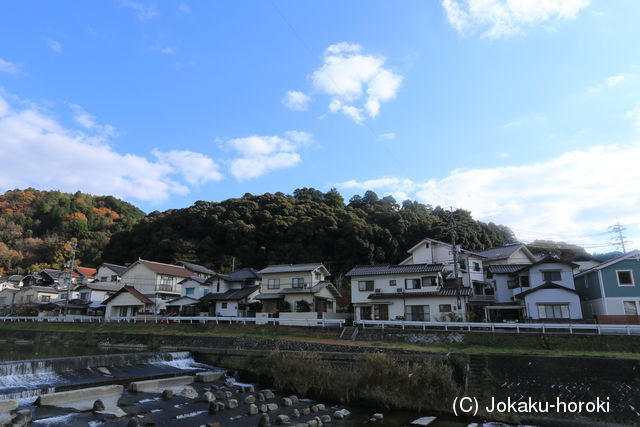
[
  {"left": 63, "top": 239, "right": 78, "bottom": 316},
  {"left": 609, "top": 220, "right": 630, "bottom": 253},
  {"left": 446, "top": 207, "right": 462, "bottom": 313}
]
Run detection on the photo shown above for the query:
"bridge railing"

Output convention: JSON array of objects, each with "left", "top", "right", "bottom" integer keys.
[
  {"left": 0, "top": 315, "right": 345, "bottom": 327},
  {"left": 354, "top": 319, "right": 640, "bottom": 335}
]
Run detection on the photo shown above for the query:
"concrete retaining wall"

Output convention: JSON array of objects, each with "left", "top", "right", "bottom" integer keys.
[
  {"left": 36, "top": 385, "right": 123, "bottom": 410},
  {"left": 129, "top": 376, "right": 194, "bottom": 392}
]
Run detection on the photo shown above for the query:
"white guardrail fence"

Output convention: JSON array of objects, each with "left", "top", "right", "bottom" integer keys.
[
  {"left": 0, "top": 315, "right": 346, "bottom": 327},
  {"left": 355, "top": 319, "right": 640, "bottom": 335}
]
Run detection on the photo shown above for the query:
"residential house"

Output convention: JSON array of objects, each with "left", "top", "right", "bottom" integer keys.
[
  {"left": 199, "top": 268, "right": 260, "bottom": 317},
  {"left": 102, "top": 285, "right": 154, "bottom": 318},
  {"left": 96, "top": 263, "right": 127, "bottom": 284},
  {"left": 103, "top": 259, "right": 192, "bottom": 318},
  {"left": 255, "top": 263, "right": 340, "bottom": 315},
  {"left": 574, "top": 250, "right": 640, "bottom": 321},
  {"left": 347, "top": 264, "right": 469, "bottom": 322},
  {"left": 71, "top": 266, "right": 97, "bottom": 285},
  {"left": 175, "top": 261, "right": 216, "bottom": 279},
  {"left": 76, "top": 282, "right": 123, "bottom": 316},
  {"left": 0, "top": 275, "right": 23, "bottom": 289},
  {"left": 12, "top": 286, "right": 59, "bottom": 315},
  {"left": 0, "top": 287, "right": 19, "bottom": 315},
  {"left": 397, "top": 238, "right": 488, "bottom": 320},
  {"left": 483, "top": 248, "right": 582, "bottom": 321}
]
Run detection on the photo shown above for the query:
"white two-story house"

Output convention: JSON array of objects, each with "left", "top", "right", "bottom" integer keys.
[
  {"left": 483, "top": 246, "right": 582, "bottom": 322},
  {"left": 255, "top": 263, "right": 340, "bottom": 315}
]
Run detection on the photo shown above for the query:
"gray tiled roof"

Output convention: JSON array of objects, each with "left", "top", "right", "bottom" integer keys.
[
  {"left": 177, "top": 261, "right": 216, "bottom": 276},
  {"left": 487, "top": 264, "right": 530, "bottom": 274},
  {"left": 200, "top": 286, "right": 259, "bottom": 301},
  {"left": 180, "top": 275, "right": 209, "bottom": 285},
  {"left": 101, "top": 263, "right": 127, "bottom": 276},
  {"left": 477, "top": 244, "right": 524, "bottom": 261},
  {"left": 346, "top": 264, "right": 445, "bottom": 277},
  {"left": 227, "top": 268, "right": 260, "bottom": 281},
  {"left": 257, "top": 263, "right": 325, "bottom": 274},
  {"left": 368, "top": 288, "right": 473, "bottom": 299}
]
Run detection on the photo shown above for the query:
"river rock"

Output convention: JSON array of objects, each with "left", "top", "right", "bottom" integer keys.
[
  {"left": 225, "top": 391, "right": 233, "bottom": 398},
  {"left": 373, "top": 413, "right": 384, "bottom": 420},
  {"left": 307, "top": 421, "right": 318, "bottom": 427},
  {"left": 257, "top": 392, "right": 266, "bottom": 401},
  {"left": 227, "top": 399, "right": 239, "bottom": 409},
  {"left": 267, "top": 403, "right": 278, "bottom": 411},
  {"left": 208, "top": 402, "right": 219, "bottom": 414},
  {"left": 316, "top": 404, "right": 326, "bottom": 411},
  {"left": 263, "top": 390, "right": 275, "bottom": 399},
  {"left": 301, "top": 407, "right": 311, "bottom": 415},
  {"left": 369, "top": 418, "right": 377, "bottom": 423},
  {"left": 321, "top": 414, "right": 332, "bottom": 423},
  {"left": 214, "top": 390, "right": 227, "bottom": 399},
  {"left": 276, "top": 414, "right": 290, "bottom": 424},
  {"left": 126, "top": 419, "right": 140, "bottom": 427},
  {"left": 162, "top": 389, "right": 173, "bottom": 400},
  {"left": 311, "top": 405, "right": 319, "bottom": 413},
  {"left": 333, "top": 411, "right": 344, "bottom": 420},
  {"left": 282, "top": 397, "right": 292, "bottom": 407},
  {"left": 10, "top": 410, "right": 31, "bottom": 427},
  {"left": 259, "top": 404, "right": 268, "bottom": 413},
  {"left": 258, "top": 413, "right": 271, "bottom": 426},
  {"left": 92, "top": 399, "right": 106, "bottom": 412},
  {"left": 210, "top": 385, "right": 219, "bottom": 390},
  {"left": 179, "top": 386, "right": 199, "bottom": 399},
  {"left": 248, "top": 403, "right": 259, "bottom": 415},
  {"left": 410, "top": 416, "right": 437, "bottom": 425},
  {"left": 291, "top": 408, "right": 300, "bottom": 418},
  {"left": 245, "top": 395, "right": 256, "bottom": 404},
  {"left": 95, "top": 366, "right": 112, "bottom": 376},
  {"left": 216, "top": 401, "right": 226, "bottom": 411},
  {"left": 289, "top": 395, "right": 299, "bottom": 404}
]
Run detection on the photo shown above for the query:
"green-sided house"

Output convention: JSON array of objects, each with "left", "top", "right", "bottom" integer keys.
[{"left": 574, "top": 250, "right": 640, "bottom": 320}]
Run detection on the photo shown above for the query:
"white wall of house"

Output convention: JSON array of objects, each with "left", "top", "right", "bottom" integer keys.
[
  {"left": 216, "top": 301, "right": 238, "bottom": 317},
  {"left": 96, "top": 266, "right": 121, "bottom": 283},
  {"left": 522, "top": 288, "right": 582, "bottom": 320},
  {"left": 350, "top": 274, "right": 440, "bottom": 306},
  {"left": 121, "top": 263, "right": 159, "bottom": 293},
  {"left": 104, "top": 292, "right": 146, "bottom": 319},
  {"left": 260, "top": 270, "right": 325, "bottom": 295},
  {"left": 602, "top": 297, "right": 640, "bottom": 316},
  {"left": 14, "top": 288, "right": 58, "bottom": 305},
  {"left": 354, "top": 296, "right": 463, "bottom": 322}
]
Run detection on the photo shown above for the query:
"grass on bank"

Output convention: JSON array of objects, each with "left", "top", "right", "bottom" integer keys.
[{"left": 0, "top": 322, "right": 639, "bottom": 359}]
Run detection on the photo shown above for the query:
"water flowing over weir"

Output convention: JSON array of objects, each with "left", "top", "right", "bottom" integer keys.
[{"left": 0, "top": 351, "right": 208, "bottom": 401}]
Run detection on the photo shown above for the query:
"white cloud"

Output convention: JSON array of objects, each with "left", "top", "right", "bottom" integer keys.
[
  {"left": 0, "top": 94, "right": 221, "bottom": 203},
  {"left": 442, "top": 0, "right": 589, "bottom": 38},
  {"left": 587, "top": 74, "right": 626, "bottom": 93},
  {"left": 378, "top": 132, "right": 396, "bottom": 141},
  {"left": 69, "top": 104, "right": 116, "bottom": 141},
  {"left": 0, "top": 58, "right": 20, "bottom": 74},
  {"left": 627, "top": 108, "right": 640, "bottom": 128},
  {"left": 178, "top": 3, "right": 191, "bottom": 14},
  {"left": 499, "top": 152, "right": 510, "bottom": 158},
  {"left": 337, "top": 142, "right": 640, "bottom": 245},
  {"left": 303, "top": 42, "right": 402, "bottom": 123},
  {"left": 119, "top": 0, "right": 158, "bottom": 21},
  {"left": 224, "top": 131, "right": 311, "bottom": 181},
  {"left": 282, "top": 91, "right": 311, "bottom": 111},
  {"left": 160, "top": 47, "right": 175, "bottom": 55},
  {"left": 45, "top": 38, "right": 62, "bottom": 53}
]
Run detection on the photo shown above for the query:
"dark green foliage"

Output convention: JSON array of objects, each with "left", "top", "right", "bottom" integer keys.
[
  {"left": 103, "top": 188, "right": 515, "bottom": 287},
  {"left": 0, "top": 188, "right": 145, "bottom": 273}
]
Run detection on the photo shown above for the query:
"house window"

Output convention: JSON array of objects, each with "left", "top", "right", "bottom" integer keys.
[
  {"left": 158, "top": 275, "right": 174, "bottom": 291},
  {"left": 405, "top": 305, "right": 430, "bottom": 321},
  {"left": 389, "top": 280, "right": 396, "bottom": 286},
  {"left": 624, "top": 301, "right": 638, "bottom": 315},
  {"left": 617, "top": 270, "right": 634, "bottom": 286},
  {"left": 472, "top": 262, "right": 481, "bottom": 272},
  {"left": 119, "top": 306, "right": 128, "bottom": 317},
  {"left": 542, "top": 271, "right": 562, "bottom": 282},
  {"left": 326, "top": 301, "right": 333, "bottom": 311},
  {"left": 80, "top": 293, "right": 90, "bottom": 301},
  {"left": 267, "top": 279, "right": 280, "bottom": 289},
  {"left": 292, "top": 278, "right": 304, "bottom": 288},
  {"left": 111, "top": 275, "right": 118, "bottom": 282},
  {"left": 421, "top": 276, "right": 437, "bottom": 287},
  {"left": 358, "top": 281, "right": 374, "bottom": 291},
  {"left": 100, "top": 276, "right": 107, "bottom": 282},
  {"left": 0, "top": 297, "right": 5, "bottom": 305},
  {"left": 203, "top": 289, "right": 210, "bottom": 295},
  {"left": 537, "top": 304, "right": 570, "bottom": 319},
  {"left": 519, "top": 276, "right": 530, "bottom": 287},
  {"left": 59, "top": 294, "right": 66, "bottom": 300},
  {"left": 221, "top": 303, "right": 228, "bottom": 309},
  {"left": 314, "top": 272, "right": 322, "bottom": 280},
  {"left": 185, "top": 288, "right": 195, "bottom": 296},
  {"left": 405, "top": 279, "right": 421, "bottom": 290},
  {"left": 439, "top": 304, "right": 452, "bottom": 313},
  {"left": 459, "top": 260, "right": 467, "bottom": 270}
]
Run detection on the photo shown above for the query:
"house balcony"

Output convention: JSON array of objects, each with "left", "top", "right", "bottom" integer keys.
[
  {"left": 155, "top": 284, "right": 179, "bottom": 294},
  {"left": 469, "top": 294, "right": 495, "bottom": 304}
]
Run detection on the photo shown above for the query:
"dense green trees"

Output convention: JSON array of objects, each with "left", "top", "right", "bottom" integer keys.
[
  {"left": 0, "top": 189, "right": 145, "bottom": 273},
  {"left": 103, "top": 188, "right": 516, "bottom": 288}
]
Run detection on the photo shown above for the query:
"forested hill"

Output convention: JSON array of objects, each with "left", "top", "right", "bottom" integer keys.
[
  {"left": 103, "top": 188, "right": 516, "bottom": 283},
  {"left": 0, "top": 189, "right": 145, "bottom": 274}
]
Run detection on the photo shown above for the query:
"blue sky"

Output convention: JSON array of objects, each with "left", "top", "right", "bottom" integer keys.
[{"left": 1, "top": 0, "right": 639, "bottom": 251}]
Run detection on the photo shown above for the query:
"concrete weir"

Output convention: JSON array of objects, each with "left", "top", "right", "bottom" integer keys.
[
  {"left": 129, "top": 375, "right": 194, "bottom": 393},
  {"left": 35, "top": 384, "right": 126, "bottom": 416}
]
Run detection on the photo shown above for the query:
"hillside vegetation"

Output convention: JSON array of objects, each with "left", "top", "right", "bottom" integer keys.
[
  {"left": 0, "top": 189, "right": 145, "bottom": 273},
  {"left": 104, "top": 188, "right": 515, "bottom": 285}
]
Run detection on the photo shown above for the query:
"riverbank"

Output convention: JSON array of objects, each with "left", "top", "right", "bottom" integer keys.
[{"left": 1, "top": 322, "right": 639, "bottom": 359}]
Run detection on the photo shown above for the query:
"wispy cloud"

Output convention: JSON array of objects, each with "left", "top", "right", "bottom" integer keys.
[
  {"left": 45, "top": 38, "right": 62, "bottom": 53},
  {"left": 627, "top": 108, "right": 640, "bottom": 128},
  {"left": 378, "top": 132, "right": 396, "bottom": 141},
  {"left": 587, "top": 73, "right": 626, "bottom": 93},
  {"left": 337, "top": 142, "right": 640, "bottom": 244},
  {"left": 442, "top": 0, "right": 589, "bottom": 38},
  {"left": 0, "top": 93, "right": 221, "bottom": 203},
  {"left": 223, "top": 131, "right": 311, "bottom": 181},
  {"left": 282, "top": 91, "right": 311, "bottom": 111},
  {"left": 0, "top": 58, "right": 21, "bottom": 74},
  {"left": 118, "top": 0, "right": 158, "bottom": 21}
]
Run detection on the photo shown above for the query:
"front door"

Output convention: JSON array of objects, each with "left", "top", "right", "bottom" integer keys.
[
  {"left": 360, "top": 306, "right": 372, "bottom": 320},
  {"left": 374, "top": 304, "right": 388, "bottom": 320}
]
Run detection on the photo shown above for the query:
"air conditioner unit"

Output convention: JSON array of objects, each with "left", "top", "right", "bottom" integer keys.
[
  {"left": 396, "top": 288, "right": 404, "bottom": 294},
  {"left": 374, "top": 288, "right": 382, "bottom": 294}
]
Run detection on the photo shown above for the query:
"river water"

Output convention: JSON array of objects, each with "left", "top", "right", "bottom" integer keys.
[{"left": 0, "top": 342, "right": 488, "bottom": 426}]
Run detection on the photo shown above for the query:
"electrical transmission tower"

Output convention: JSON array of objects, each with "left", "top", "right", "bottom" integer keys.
[
  {"left": 446, "top": 207, "right": 461, "bottom": 311},
  {"left": 608, "top": 220, "right": 631, "bottom": 253}
]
